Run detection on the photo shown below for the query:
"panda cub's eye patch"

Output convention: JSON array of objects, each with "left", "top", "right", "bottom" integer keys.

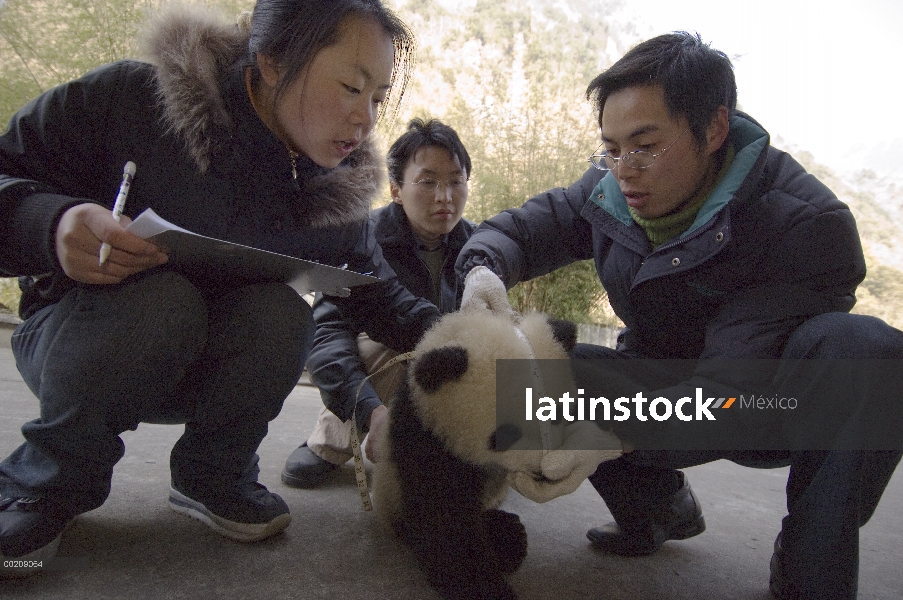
[{"left": 413, "top": 345, "right": 468, "bottom": 393}]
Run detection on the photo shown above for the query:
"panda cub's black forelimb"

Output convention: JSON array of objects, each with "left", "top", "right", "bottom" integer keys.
[
  {"left": 548, "top": 319, "right": 578, "bottom": 354},
  {"left": 389, "top": 348, "right": 526, "bottom": 600}
]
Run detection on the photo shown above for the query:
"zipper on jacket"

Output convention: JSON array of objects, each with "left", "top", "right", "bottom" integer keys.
[
  {"left": 288, "top": 148, "right": 299, "bottom": 180},
  {"left": 630, "top": 218, "right": 726, "bottom": 291},
  {"left": 414, "top": 246, "right": 449, "bottom": 311},
  {"left": 245, "top": 68, "right": 300, "bottom": 183},
  {"left": 649, "top": 217, "right": 717, "bottom": 256}
]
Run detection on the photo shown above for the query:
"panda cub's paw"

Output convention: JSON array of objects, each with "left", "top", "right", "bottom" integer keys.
[{"left": 483, "top": 509, "right": 528, "bottom": 574}]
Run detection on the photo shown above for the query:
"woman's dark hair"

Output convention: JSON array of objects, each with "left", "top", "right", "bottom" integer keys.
[
  {"left": 386, "top": 118, "right": 472, "bottom": 186},
  {"left": 245, "top": 0, "right": 415, "bottom": 122},
  {"left": 586, "top": 32, "right": 736, "bottom": 148}
]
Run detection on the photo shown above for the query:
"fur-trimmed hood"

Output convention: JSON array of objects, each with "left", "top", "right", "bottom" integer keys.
[{"left": 139, "top": 4, "right": 378, "bottom": 228}]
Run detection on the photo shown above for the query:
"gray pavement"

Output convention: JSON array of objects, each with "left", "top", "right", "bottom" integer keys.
[{"left": 0, "top": 337, "right": 901, "bottom": 599}]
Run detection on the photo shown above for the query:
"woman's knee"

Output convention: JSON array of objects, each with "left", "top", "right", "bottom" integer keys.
[
  {"left": 16, "top": 271, "right": 209, "bottom": 381},
  {"left": 103, "top": 270, "right": 209, "bottom": 340},
  {"left": 255, "top": 284, "right": 315, "bottom": 347},
  {"left": 211, "top": 283, "right": 313, "bottom": 354},
  {"left": 10, "top": 272, "right": 212, "bottom": 430},
  {"left": 200, "top": 284, "right": 314, "bottom": 391}
]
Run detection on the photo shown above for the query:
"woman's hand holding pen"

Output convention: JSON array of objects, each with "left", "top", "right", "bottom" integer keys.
[{"left": 55, "top": 202, "right": 168, "bottom": 284}]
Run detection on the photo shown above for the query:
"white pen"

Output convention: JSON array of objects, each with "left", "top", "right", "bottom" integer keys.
[{"left": 98, "top": 161, "right": 137, "bottom": 266}]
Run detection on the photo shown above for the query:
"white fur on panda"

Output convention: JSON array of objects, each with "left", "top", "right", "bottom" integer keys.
[
  {"left": 373, "top": 310, "right": 621, "bottom": 521},
  {"left": 373, "top": 311, "right": 563, "bottom": 523},
  {"left": 411, "top": 311, "right": 567, "bottom": 465},
  {"left": 371, "top": 308, "right": 622, "bottom": 600}
]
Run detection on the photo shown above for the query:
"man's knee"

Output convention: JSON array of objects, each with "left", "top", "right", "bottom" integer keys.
[
  {"left": 779, "top": 313, "right": 903, "bottom": 451},
  {"left": 783, "top": 312, "right": 903, "bottom": 359}
]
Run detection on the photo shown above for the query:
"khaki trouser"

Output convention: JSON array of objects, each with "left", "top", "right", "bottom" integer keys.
[{"left": 307, "top": 334, "right": 405, "bottom": 465}]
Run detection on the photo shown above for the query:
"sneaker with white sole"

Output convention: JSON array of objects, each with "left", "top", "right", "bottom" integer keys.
[
  {"left": 0, "top": 497, "right": 71, "bottom": 579},
  {"left": 168, "top": 481, "right": 291, "bottom": 542}
]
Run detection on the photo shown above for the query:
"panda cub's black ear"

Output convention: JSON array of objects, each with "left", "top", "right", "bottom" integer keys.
[
  {"left": 548, "top": 319, "right": 578, "bottom": 354},
  {"left": 413, "top": 346, "right": 468, "bottom": 393}
]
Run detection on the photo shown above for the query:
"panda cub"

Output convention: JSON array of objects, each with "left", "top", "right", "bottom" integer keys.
[{"left": 371, "top": 310, "right": 583, "bottom": 600}]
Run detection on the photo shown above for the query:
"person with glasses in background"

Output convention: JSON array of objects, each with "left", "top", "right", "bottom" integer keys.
[
  {"left": 282, "top": 118, "right": 475, "bottom": 487},
  {"left": 455, "top": 31, "right": 902, "bottom": 600}
]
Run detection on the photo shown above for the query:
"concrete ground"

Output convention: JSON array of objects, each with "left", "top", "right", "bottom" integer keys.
[{"left": 0, "top": 323, "right": 901, "bottom": 599}]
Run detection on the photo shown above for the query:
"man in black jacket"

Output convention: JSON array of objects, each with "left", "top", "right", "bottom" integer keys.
[
  {"left": 282, "top": 118, "right": 475, "bottom": 487},
  {"left": 455, "top": 32, "right": 903, "bottom": 600}
]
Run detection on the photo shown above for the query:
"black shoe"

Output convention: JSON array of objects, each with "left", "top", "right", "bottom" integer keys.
[
  {"left": 586, "top": 473, "right": 705, "bottom": 556},
  {"left": 0, "top": 497, "right": 70, "bottom": 578},
  {"left": 281, "top": 443, "right": 339, "bottom": 489},
  {"left": 169, "top": 481, "right": 290, "bottom": 543},
  {"left": 769, "top": 532, "right": 798, "bottom": 600}
]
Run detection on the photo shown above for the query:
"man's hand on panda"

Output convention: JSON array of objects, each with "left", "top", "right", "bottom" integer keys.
[
  {"left": 460, "top": 266, "right": 520, "bottom": 323},
  {"left": 364, "top": 404, "right": 389, "bottom": 463}
]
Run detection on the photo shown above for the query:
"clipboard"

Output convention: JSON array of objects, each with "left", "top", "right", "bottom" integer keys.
[{"left": 126, "top": 208, "right": 380, "bottom": 297}]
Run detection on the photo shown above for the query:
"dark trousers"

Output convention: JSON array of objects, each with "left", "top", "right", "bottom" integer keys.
[
  {"left": 0, "top": 270, "right": 313, "bottom": 518},
  {"left": 579, "top": 313, "right": 903, "bottom": 600}
]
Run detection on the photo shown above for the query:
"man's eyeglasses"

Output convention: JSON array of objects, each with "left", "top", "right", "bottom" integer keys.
[
  {"left": 408, "top": 177, "right": 468, "bottom": 194},
  {"left": 588, "top": 128, "right": 690, "bottom": 171}
]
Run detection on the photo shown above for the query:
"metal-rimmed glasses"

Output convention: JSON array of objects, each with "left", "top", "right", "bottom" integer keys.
[
  {"left": 408, "top": 176, "right": 468, "bottom": 195},
  {"left": 588, "top": 127, "right": 690, "bottom": 172}
]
